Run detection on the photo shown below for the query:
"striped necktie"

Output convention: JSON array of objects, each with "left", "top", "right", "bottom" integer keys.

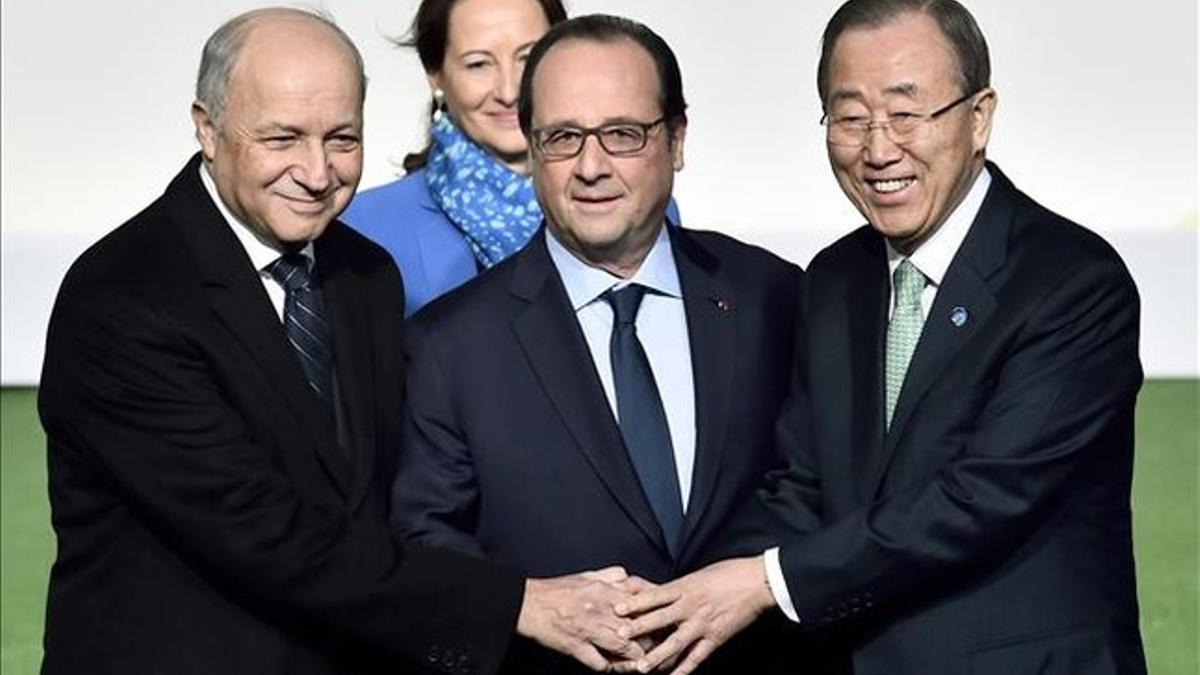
[{"left": 267, "top": 254, "right": 335, "bottom": 408}]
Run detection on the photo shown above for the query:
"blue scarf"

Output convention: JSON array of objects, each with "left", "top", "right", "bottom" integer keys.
[{"left": 425, "top": 114, "right": 542, "bottom": 268}]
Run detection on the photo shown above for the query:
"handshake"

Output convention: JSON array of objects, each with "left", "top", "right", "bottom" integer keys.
[{"left": 515, "top": 556, "right": 776, "bottom": 674}]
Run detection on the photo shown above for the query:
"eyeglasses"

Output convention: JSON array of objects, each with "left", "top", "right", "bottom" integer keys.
[
  {"left": 821, "top": 90, "right": 979, "bottom": 147},
  {"left": 531, "top": 117, "right": 668, "bottom": 159}
]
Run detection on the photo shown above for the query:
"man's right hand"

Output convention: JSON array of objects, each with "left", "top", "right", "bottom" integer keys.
[{"left": 516, "top": 566, "right": 647, "bottom": 671}]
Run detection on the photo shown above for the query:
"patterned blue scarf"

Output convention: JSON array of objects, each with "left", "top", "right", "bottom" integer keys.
[{"left": 425, "top": 114, "right": 543, "bottom": 268}]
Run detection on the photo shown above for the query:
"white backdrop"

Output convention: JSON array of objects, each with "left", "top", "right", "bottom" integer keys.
[{"left": 2, "top": 0, "right": 1197, "bottom": 382}]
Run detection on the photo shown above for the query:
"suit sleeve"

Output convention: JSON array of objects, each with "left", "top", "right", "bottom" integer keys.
[
  {"left": 390, "top": 320, "right": 489, "bottom": 557},
  {"left": 39, "top": 284, "right": 523, "bottom": 674},
  {"left": 776, "top": 255, "right": 1141, "bottom": 626}
]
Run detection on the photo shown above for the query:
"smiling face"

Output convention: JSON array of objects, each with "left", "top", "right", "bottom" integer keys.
[
  {"left": 529, "top": 38, "right": 685, "bottom": 278},
  {"left": 825, "top": 12, "right": 994, "bottom": 254},
  {"left": 193, "top": 15, "right": 363, "bottom": 250},
  {"left": 431, "top": 0, "right": 550, "bottom": 173}
]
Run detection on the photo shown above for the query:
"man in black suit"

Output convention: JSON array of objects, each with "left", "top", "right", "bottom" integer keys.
[
  {"left": 390, "top": 15, "right": 802, "bottom": 673},
  {"left": 620, "top": 2, "right": 1147, "bottom": 674},
  {"left": 38, "top": 8, "right": 646, "bottom": 675}
]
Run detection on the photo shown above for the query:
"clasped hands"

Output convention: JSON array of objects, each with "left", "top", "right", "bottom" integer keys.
[{"left": 516, "top": 556, "right": 775, "bottom": 674}]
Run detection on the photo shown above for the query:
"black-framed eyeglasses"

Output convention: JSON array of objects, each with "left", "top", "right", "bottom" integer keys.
[
  {"left": 820, "top": 90, "right": 979, "bottom": 147},
  {"left": 531, "top": 117, "right": 668, "bottom": 159}
]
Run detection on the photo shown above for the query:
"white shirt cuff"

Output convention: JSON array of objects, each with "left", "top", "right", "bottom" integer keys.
[{"left": 763, "top": 547, "right": 799, "bottom": 623}]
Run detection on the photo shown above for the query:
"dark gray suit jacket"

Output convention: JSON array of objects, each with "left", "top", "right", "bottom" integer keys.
[
  {"left": 762, "top": 163, "right": 1146, "bottom": 675},
  {"left": 392, "top": 226, "right": 810, "bottom": 673}
]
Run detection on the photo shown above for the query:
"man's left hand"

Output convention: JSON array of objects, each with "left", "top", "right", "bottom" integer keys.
[{"left": 613, "top": 556, "right": 775, "bottom": 674}]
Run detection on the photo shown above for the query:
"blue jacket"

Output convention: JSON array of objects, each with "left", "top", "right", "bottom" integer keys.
[{"left": 343, "top": 168, "right": 682, "bottom": 316}]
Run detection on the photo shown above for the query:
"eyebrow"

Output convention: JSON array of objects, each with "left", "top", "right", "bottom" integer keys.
[
  {"left": 255, "top": 124, "right": 303, "bottom": 135},
  {"left": 459, "top": 41, "right": 538, "bottom": 60},
  {"left": 883, "top": 82, "right": 921, "bottom": 98},
  {"left": 827, "top": 89, "right": 865, "bottom": 105},
  {"left": 537, "top": 115, "right": 652, "bottom": 129},
  {"left": 828, "top": 82, "right": 923, "bottom": 105}
]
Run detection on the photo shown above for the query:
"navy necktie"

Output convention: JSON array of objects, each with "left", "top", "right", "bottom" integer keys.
[
  {"left": 267, "top": 254, "right": 335, "bottom": 411},
  {"left": 605, "top": 284, "right": 684, "bottom": 558}
]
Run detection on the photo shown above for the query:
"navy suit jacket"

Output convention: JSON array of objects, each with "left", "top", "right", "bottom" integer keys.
[
  {"left": 392, "top": 226, "right": 806, "bottom": 673},
  {"left": 761, "top": 163, "right": 1146, "bottom": 675},
  {"left": 39, "top": 155, "right": 523, "bottom": 675}
]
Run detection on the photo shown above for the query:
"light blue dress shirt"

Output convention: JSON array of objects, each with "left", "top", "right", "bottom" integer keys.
[{"left": 545, "top": 224, "right": 697, "bottom": 509}]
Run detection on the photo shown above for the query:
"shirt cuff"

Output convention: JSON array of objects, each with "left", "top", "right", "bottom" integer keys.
[{"left": 763, "top": 547, "right": 799, "bottom": 623}]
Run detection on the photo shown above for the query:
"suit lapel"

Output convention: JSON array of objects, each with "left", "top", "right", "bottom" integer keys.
[
  {"left": 169, "top": 156, "right": 351, "bottom": 498},
  {"left": 317, "top": 229, "right": 378, "bottom": 508},
  {"left": 872, "top": 165, "right": 1013, "bottom": 493},
  {"left": 509, "top": 235, "right": 671, "bottom": 557},
  {"left": 840, "top": 235, "right": 891, "bottom": 499},
  {"left": 668, "top": 229, "right": 737, "bottom": 551}
]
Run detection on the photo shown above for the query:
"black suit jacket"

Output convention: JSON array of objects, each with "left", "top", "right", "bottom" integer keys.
[
  {"left": 392, "top": 227, "right": 804, "bottom": 672},
  {"left": 762, "top": 163, "right": 1146, "bottom": 674},
  {"left": 38, "top": 155, "right": 523, "bottom": 675}
]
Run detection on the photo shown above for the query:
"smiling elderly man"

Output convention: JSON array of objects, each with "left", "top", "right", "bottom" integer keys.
[
  {"left": 38, "top": 8, "right": 644, "bottom": 675},
  {"left": 620, "top": 2, "right": 1147, "bottom": 674}
]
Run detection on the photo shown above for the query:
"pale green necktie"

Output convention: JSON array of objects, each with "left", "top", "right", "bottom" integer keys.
[{"left": 885, "top": 259, "right": 928, "bottom": 428}]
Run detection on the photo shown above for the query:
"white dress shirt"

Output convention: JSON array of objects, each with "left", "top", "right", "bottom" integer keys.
[
  {"left": 764, "top": 166, "right": 993, "bottom": 622},
  {"left": 198, "top": 163, "right": 314, "bottom": 320},
  {"left": 545, "top": 225, "right": 698, "bottom": 510}
]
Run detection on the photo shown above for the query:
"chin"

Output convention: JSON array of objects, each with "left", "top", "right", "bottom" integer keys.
[{"left": 484, "top": 139, "right": 529, "bottom": 161}]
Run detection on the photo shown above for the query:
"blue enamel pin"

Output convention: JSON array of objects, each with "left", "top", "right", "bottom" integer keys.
[{"left": 950, "top": 306, "right": 969, "bottom": 327}]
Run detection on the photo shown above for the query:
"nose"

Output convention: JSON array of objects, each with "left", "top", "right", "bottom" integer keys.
[
  {"left": 862, "top": 125, "right": 903, "bottom": 168},
  {"left": 573, "top": 134, "right": 612, "bottom": 183},
  {"left": 496, "top": 61, "right": 519, "bottom": 107},
  {"left": 294, "top": 141, "right": 332, "bottom": 194}
]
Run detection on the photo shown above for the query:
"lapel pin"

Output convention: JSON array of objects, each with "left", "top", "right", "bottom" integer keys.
[
  {"left": 950, "top": 306, "right": 969, "bottom": 327},
  {"left": 711, "top": 296, "right": 733, "bottom": 313}
]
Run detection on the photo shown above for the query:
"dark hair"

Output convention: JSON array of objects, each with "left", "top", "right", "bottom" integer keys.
[
  {"left": 817, "top": 0, "right": 990, "bottom": 108},
  {"left": 396, "top": 0, "right": 568, "bottom": 172},
  {"left": 518, "top": 14, "right": 688, "bottom": 137}
]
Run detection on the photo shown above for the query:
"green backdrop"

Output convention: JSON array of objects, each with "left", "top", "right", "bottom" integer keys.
[{"left": 3, "top": 382, "right": 1197, "bottom": 673}]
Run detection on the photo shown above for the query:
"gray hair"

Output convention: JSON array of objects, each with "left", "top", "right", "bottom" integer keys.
[{"left": 195, "top": 7, "right": 366, "bottom": 129}]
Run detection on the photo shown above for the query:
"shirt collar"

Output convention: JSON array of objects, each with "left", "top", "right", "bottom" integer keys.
[
  {"left": 199, "top": 162, "right": 314, "bottom": 272},
  {"left": 886, "top": 165, "right": 991, "bottom": 286},
  {"left": 545, "top": 222, "right": 682, "bottom": 311}
]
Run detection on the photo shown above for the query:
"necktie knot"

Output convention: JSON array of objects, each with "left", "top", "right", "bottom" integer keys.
[
  {"left": 267, "top": 254, "right": 314, "bottom": 293},
  {"left": 605, "top": 284, "right": 647, "bottom": 326},
  {"left": 893, "top": 259, "right": 927, "bottom": 309}
]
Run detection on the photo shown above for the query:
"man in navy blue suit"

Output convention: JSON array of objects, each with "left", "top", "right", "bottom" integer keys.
[
  {"left": 392, "top": 14, "right": 808, "bottom": 674},
  {"left": 619, "top": 2, "right": 1147, "bottom": 674}
]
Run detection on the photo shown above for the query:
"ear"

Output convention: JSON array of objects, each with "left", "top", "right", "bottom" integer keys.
[
  {"left": 191, "top": 100, "right": 218, "bottom": 161},
  {"left": 970, "top": 87, "right": 997, "bottom": 154},
  {"left": 427, "top": 72, "right": 444, "bottom": 98},
  {"left": 669, "top": 120, "right": 687, "bottom": 172}
]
